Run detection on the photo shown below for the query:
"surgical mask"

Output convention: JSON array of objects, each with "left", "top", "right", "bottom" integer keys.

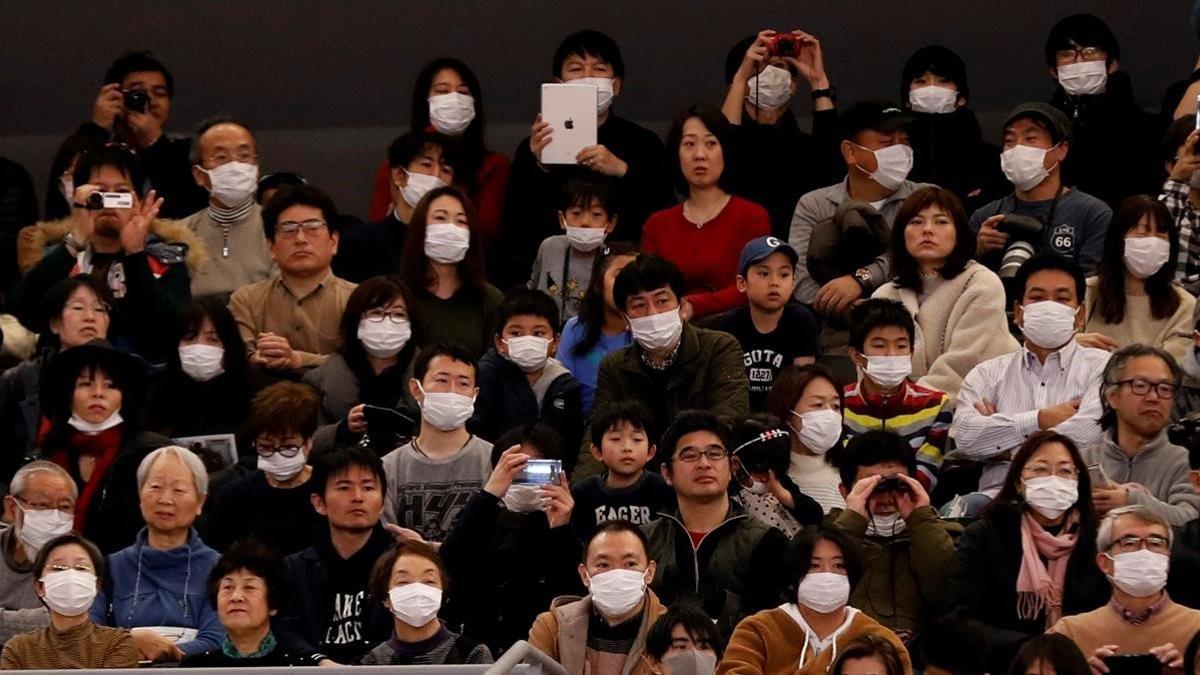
[
  {"left": 746, "top": 65, "right": 793, "bottom": 110},
  {"left": 200, "top": 161, "right": 259, "bottom": 206},
  {"left": 864, "top": 355, "right": 911, "bottom": 390},
  {"left": 1023, "top": 476, "right": 1078, "bottom": 519},
  {"left": 855, "top": 143, "right": 913, "bottom": 191},
  {"left": 663, "top": 650, "right": 718, "bottom": 675},
  {"left": 1001, "top": 144, "right": 1057, "bottom": 192},
  {"left": 1057, "top": 60, "right": 1108, "bottom": 96},
  {"left": 16, "top": 506, "right": 74, "bottom": 556},
  {"left": 503, "top": 336, "right": 551, "bottom": 372},
  {"left": 628, "top": 310, "right": 683, "bottom": 352},
  {"left": 60, "top": 177, "right": 74, "bottom": 204},
  {"left": 502, "top": 484, "right": 544, "bottom": 513},
  {"left": 428, "top": 92, "right": 476, "bottom": 135},
  {"left": 417, "top": 383, "right": 475, "bottom": 431},
  {"left": 424, "top": 222, "right": 470, "bottom": 264},
  {"left": 40, "top": 569, "right": 97, "bottom": 617},
  {"left": 257, "top": 450, "right": 307, "bottom": 482},
  {"left": 69, "top": 411, "right": 122, "bottom": 435},
  {"left": 358, "top": 318, "right": 412, "bottom": 358},
  {"left": 179, "top": 343, "right": 225, "bottom": 382},
  {"left": 565, "top": 226, "right": 607, "bottom": 252},
  {"left": 796, "top": 572, "right": 850, "bottom": 614},
  {"left": 388, "top": 583, "right": 442, "bottom": 628},
  {"left": 908, "top": 86, "right": 957, "bottom": 114},
  {"left": 865, "top": 512, "right": 907, "bottom": 538},
  {"left": 402, "top": 170, "right": 446, "bottom": 208},
  {"left": 587, "top": 568, "right": 647, "bottom": 617},
  {"left": 1123, "top": 237, "right": 1170, "bottom": 279},
  {"left": 1106, "top": 549, "right": 1169, "bottom": 598},
  {"left": 1019, "top": 300, "right": 1079, "bottom": 350},
  {"left": 576, "top": 77, "right": 615, "bottom": 115},
  {"left": 791, "top": 409, "right": 842, "bottom": 455}
]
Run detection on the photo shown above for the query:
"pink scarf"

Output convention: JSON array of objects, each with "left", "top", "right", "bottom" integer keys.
[{"left": 1016, "top": 511, "right": 1078, "bottom": 626}]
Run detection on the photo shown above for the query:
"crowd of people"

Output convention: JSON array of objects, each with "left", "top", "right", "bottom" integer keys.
[{"left": 2, "top": 10, "right": 1200, "bottom": 675}]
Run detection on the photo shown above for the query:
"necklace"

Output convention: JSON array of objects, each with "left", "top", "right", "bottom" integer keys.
[{"left": 683, "top": 194, "right": 731, "bottom": 228}]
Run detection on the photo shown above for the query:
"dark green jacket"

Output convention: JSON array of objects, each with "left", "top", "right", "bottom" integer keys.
[{"left": 577, "top": 324, "right": 749, "bottom": 480}]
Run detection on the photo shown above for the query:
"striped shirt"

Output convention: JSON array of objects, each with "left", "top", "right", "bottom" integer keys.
[
  {"left": 1160, "top": 178, "right": 1200, "bottom": 293},
  {"left": 843, "top": 379, "right": 952, "bottom": 489},
  {"left": 950, "top": 339, "right": 1108, "bottom": 495}
]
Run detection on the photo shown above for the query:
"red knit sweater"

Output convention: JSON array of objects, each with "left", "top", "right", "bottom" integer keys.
[{"left": 642, "top": 195, "right": 770, "bottom": 318}]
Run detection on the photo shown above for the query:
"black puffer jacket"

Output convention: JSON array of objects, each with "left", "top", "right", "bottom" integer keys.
[{"left": 907, "top": 107, "right": 1008, "bottom": 214}]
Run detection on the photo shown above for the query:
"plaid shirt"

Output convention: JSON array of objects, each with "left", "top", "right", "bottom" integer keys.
[{"left": 1160, "top": 178, "right": 1200, "bottom": 292}]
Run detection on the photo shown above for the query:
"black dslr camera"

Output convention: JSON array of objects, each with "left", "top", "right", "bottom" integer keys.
[
  {"left": 995, "top": 214, "right": 1044, "bottom": 280},
  {"left": 122, "top": 89, "right": 149, "bottom": 113}
]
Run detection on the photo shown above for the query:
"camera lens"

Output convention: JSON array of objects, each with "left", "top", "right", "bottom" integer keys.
[
  {"left": 999, "top": 241, "right": 1037, "bottom": 279},
  {"left": 86, "top": 192, "right": 104, "bottom": 210},
  {"left": 123, "top": 89, "right": 149, "bottom": 113}
]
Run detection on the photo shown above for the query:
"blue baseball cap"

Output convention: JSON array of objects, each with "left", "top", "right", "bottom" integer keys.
[{"left": 738, "top": 236, "right": 798, "bottom": 276}]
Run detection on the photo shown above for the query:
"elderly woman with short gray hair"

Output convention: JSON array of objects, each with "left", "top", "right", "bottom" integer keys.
[{"left": 89, "top": 446, "right": 224, "bottom": 663}]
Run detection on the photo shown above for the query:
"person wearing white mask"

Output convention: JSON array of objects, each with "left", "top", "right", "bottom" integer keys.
[
  {"left": 1049, "top": 505, "right": 1200, "bottom": 674},
  {"left": 201, "top": 382, "right": 324, "bottom": 556},
  {"left": 530, "top": 520, "right": 667, "bottom": 675},
  {"left": 337, "top": 132, "right": 457, "bottom": 283},
  {"left": 381, "top": 343, "right": 492, "bottom": 542},
  {"left": 1078, "top": 198, "right": 1195, "bottom": 367},
  {"left": 951, "top": 254, "right": 1108, "bottom": 517},
  {"left": 530, "top": 178, "right": 618, "bottom": 322},
  {"left": 0, "top": 462, "right": 77, "bottom": 647},
  {"left": 721, "top": 528, "right": 911, "bottom": 674},
  {"left": 400, "top": 186, "right": 502, "bottom": 359},
  {"left": 947, "top": 431, "right": 1110, "bottom": 675},
  {"left": 304, "top": 277, "right": 420, "bottom": 454},
  {"left": 972, "top": 103, "right": 1112, "bottom": 277},
  {"left": 642, "top": 604, "right": 722, "bottom": 675},
  {"left": 719, "top": 29, "right": 839, "bottom": 238},
  {"left": 182, "top": 118, "right": 274, "bottom": 299},
  {"left": 790, "top": 101, "right": 934, "bottom": 326},
  {"left": 765, "top": 364, "right": 846, "bottom": 514},
  {"left": 581, "top": 255, "right": 748, "bottom": 481},
  {"left": 1043, "top": 14, "right": 1163, "bottom": 209},
  {"left": 0, "top": 534, "right": 138, "bottom": 669},
  {"left": 644, "top": 411, "right": 790, "bottom": 640},
  {"left": 360, "top": 541, "right": 493, "bottom": 665}
]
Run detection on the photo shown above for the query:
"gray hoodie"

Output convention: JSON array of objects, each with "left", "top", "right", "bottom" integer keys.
[{"left": 1082, "top": 429, "right": 1199, "bottom": 526}]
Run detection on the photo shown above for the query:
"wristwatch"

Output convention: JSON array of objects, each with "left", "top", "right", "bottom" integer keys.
[
  {"left": 853, "top": 267, "right": 872, "bottom": 290},
  {"left": 811, "top": 85, "right": 837, "bottom": 104}
]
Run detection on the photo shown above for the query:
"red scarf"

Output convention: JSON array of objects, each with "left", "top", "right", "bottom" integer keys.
[{"left": 48, "top": 426, "right": 124, "bottom": 532}]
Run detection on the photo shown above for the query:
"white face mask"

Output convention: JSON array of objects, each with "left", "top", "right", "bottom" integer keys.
[
  {"left": 1022, "top": 476, "right": 1078, "bottom": 519},
  {"left": 257, "top": 450, "right": 308, "bottom": 482},
  {"left": 68, "top": 411, "right": 123, "bottom": 435},
  {"left": 503, "top": 336, "right": 551, "bottom": 372},
  {"left": 200, "top": 161, "right": 259, "bottom": 206},
  {"left": 417, "top": 383, "right": 475, "bottom": 431},
  {"left": 1123, "top": 237, "right": 1171, "bottom": 279},
  {"left": 791, "top": 409, "right": 842, "bottom": 455},
  {"left": 856, "top": 143, "right": 913, "bottom": 191},
  {"left": 796, "top": 571, "right": 850, "bottom": 614},
  {"left": 908, "top": 86, "right": 958, "bottom": 114},
  {"left": 628, "top": 310, "right": 683, "bottom": 352},
  {"left": 1019, "top": 301, "right": 1079, "bottom": 350},
  {"left": 402, "top": 170, "right": 446, "bottom": 208},
  {"left": 502, "top": 484, "right": 545, "bottom": 513},
  {"left": 746, "top": 65, "right": 793, "bottom": 110},
  {"left": 587, "top": 568, "right": 647, "bottom": 617},
  {"left": 1057, "top": 60, "right": 1108, "bottom": 96},
  {"left": 864, "top": 355, "right": 911, "bottom": 390},
  {"left": 358, "top": 318, "right": 412, "bottom": 358},
  {"left": 428, "top": 92, "right": 476, "bottom": 136},
  {"left": 575, "top": 77, "right": 615, "bottom": 115},
  {"left": 663, "top": 650, "right": 718, "bottom": 675},
  {"left": 424, "top": 222, "right": 470, "bottom": 264},
  {"left": 565, "top": 226, "right": 607, "bottom": 252},
  {"left": 865, "top": 512, "right": 907, "bottom": 538},
  {"left": 40, "top": 569, "right": 98, "bottom": 617},
  {"left": 388, "top": 582, "right": 442, "bottom": 628},
  {"left": 16, "top": 506, "right": 74, "bottom": 556},
  {"left": 1107, "top": 549, "right": 1169, "bottom": 598},
  {"left": 1001, "top": 144, "right": 1057, "bottom": 192},
  {"left": 179, "top": 343, "right": 225, "bottom": 382}
]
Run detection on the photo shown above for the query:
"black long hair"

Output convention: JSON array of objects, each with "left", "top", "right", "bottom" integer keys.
[
  {"left": 1093, "top": 195, "right": 1180, "bottom": 324},
  {"left": 410, "top": 58, "right": 487, "bottom": 192},
  {"left": 991, "top": 430, "right": 1096, "bottom": 539},
  {"left": 571, "top": 241, "right": 639, "bottom": 357},
  {"left": 889, "top": 186, "right": 976, "bottom": 292}
]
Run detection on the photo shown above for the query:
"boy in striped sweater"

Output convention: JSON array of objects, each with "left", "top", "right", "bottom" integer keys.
[{"left": 842, "top": 299, "right": 951, "bottom": 489}]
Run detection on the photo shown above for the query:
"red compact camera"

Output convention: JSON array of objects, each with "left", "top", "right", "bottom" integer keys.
[{"left": 766, "top": 32, "right": 803, "bottom": 57}]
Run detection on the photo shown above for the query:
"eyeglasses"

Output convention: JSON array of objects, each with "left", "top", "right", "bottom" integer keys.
[
  {"left": 276, "top": 219, "right": 328, "bottom": 237},
  {"left": 1111, "top": 378, "right": 1177, "bottom": 399},
  {"left": 362, "top": 309, "right": 408, "bottom": 323},
  {"left": 64, "top": 302, "right": 111, "bottom": 315},
  {"left": 1021, "top": 464, "right": 1078, "bottom": 480},
  {"left": 1055, "top": 46, "right": 1106, "bottom": 64},
  {"left": 675, "top": 446, "right": 729, "bottom": 463},
  {"left": 255, "top": 444, "right": 303, "bottom": 458},
  {"left": 204, "top": 151, "right": 258, "bottom": 166},
  {"left": 1110, "top": 534, "right": 1170, "bottom": 554}
]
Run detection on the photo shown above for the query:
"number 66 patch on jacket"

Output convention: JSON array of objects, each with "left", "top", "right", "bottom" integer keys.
[{"left": 1049, "top": 223, "right": 1076, "bottom": 256}]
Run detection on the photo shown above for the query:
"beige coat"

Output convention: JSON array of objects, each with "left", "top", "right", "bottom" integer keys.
[
  {"left": 528, "top": 590, "right": 667, "bottom": 675},
  {"left": 1083, "top": 276, "right": 1196, "bottom": 366}
]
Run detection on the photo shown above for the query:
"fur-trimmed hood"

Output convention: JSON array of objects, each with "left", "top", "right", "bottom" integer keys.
[{"left": 17, "top": 216, "right": 209, "bottom": 274}]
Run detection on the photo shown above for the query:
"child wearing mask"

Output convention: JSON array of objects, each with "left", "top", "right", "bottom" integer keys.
[
  {"left": 729, "top": 416, "right": 823, "bottom": 537},
  {"left": 530, "top": 179, "right": 618, "bottom": 324},
  {"left": 842, "top": 299, "right": 952, "bottom": 490}
]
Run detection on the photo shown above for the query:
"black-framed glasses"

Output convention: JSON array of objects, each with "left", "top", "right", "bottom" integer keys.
[
  {"left": 1111, "top": 378, "right": 1177, "bottom": 399},
  {"left": 675, "top": 446, "right": 729, "bottom": 463},
  {"left": 1055, "top": 46, "right": 1105, "bottom": 64},
  {"left": 276, "top": 219, "right": 327, "bottom": 237},
  {"left": 362, "top": 309, "right": 408, "bottom": 323},
  {"left": 1110, "top": 534, "right": 1170, "bottom": 554},
  {"left": 255, "top": 444, "right": 303, "bottom": 458}
]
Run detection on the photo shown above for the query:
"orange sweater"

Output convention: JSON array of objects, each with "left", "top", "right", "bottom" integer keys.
[
  {"left": 1048, "top": 597, "right": 1200, "bottom": 660},
  {"left": 718, "top": 605, "right": 912, "bottom": 675}
]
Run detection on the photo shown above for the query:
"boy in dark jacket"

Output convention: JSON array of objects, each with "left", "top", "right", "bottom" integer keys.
[{"left": 469, "top": 289, "right": 583, "bottom": 472}]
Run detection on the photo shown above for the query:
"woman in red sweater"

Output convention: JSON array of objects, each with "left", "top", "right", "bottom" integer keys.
[
  {"left": 369, "top": 58, "right": 511, "bottom": 246},
  {"left": 643, "top": 105, "right": 769, "bottom": 319}
]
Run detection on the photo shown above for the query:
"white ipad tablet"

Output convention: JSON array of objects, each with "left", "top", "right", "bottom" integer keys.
[{"left": 540, "top": 83, "right": 598, "bottom": 165}]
